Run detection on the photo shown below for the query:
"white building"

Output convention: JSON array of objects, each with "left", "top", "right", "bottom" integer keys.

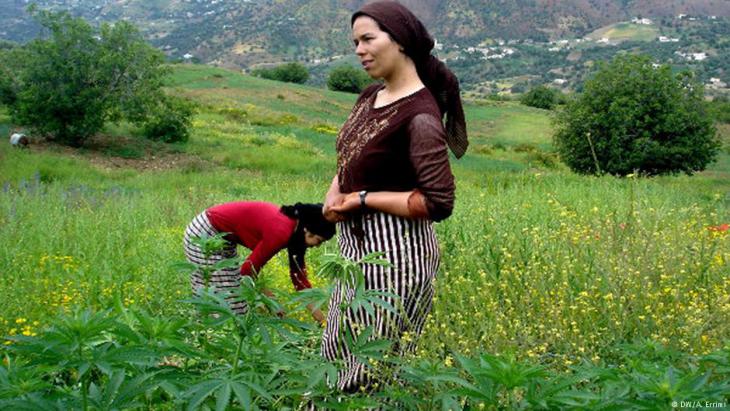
[
  {"left": 675, "top": 51, "right": 708, "bottom": 61},
  {"left": 631, "top": 17, "right": 653, "bottom": 25},
  {"left": 658, "top": 36, "right": 680, "bottom": 43}
]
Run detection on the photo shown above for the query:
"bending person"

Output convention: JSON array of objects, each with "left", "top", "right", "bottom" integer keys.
[
  {"left": 184, "top": 201, "right": 335, "bottom": 322},
  {"left": 321, "top": 1, "right": 468, "bottom": 392}
]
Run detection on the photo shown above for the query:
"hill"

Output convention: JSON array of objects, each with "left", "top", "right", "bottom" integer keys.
[
  {"left": 2, "top": 1, "right": 728, "bottom": 64},
  {"left": 2, "top": 2, "right": 729, "bottom": 95}
]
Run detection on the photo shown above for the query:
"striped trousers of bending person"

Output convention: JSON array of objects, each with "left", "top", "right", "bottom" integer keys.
[
  {"left": 321, "top": 211, "right": 440, "bottom": 392},
  {"left": 183, "top": 211, "right": 247, "bottom": 314}
]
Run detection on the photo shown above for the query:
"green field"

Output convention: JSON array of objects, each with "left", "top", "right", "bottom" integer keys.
[
  {"left": 1, "top": 65, "right": 729, "bottom": 409},
  {"left": 587, "top": 22, "right": 660, "bottom": 42}
]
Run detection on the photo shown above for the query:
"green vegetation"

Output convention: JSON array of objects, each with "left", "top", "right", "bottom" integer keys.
[
  {"left": 520, "top": 85, "right": 561, "bottom": 110},
  {"left": 250, "top": 62, "right": 310, "bottom": 84},
  {"left": 142, "top": 95, "right": 196, "bottom": 143},
  {"left": 326, "top": 64, "right": 374, "bottom": 93},
  {"left": 1, "top": 64, "right": 729, "bottom": 408},
  {"left": 554, "top": 54, "right": 721, "bottom": 176},
  {"left": 587, "top": 21, "right": 659, "bottom": 42},
  {"left": 0, "top": 9, "right": 192, "bottom": 147}
]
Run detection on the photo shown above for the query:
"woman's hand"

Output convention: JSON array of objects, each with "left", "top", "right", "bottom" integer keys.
[
  {"left": 307, "top": 303, "right": 325, "bottom": 324},
  {"left": 329, "top": 192, "right": 361, "bottom": 214},
  {"left": 323, "top": 175, "right": 347, "bottom": 222},
  {"left": 323, "top": 195, "right": 346, "bottom": 222}
]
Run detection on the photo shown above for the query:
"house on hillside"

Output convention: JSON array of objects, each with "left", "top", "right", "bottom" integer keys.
[
  {"left": 658, "top": 36, "right": 679, "bottom": 43},
  {"left": 675, "top": 51, "right": 708, "bottom": 61},
  {"left": 631, "top": 17, "right": 653, "bottom": 25},
  {"left": 708, "top": 78, "right": 727, "bottom": 89}
]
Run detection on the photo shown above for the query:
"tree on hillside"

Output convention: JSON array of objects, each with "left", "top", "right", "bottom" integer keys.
[
  {"left": 2, "top": 8, "right": 191, "bottom": 147},
  {"left": 326, "top": 64, "right": 373, "bottom": 93},
  {"left": 0, "top": 49, "right": 22, "bottom": 107},
  {"left": 554, "top": 54, "right": 720, "bottom": 176},
  {"left": 521, "top": 85, "right": 559, "bottom": 110},
  {"left": 251, "top": 62, "right": 309, "bottom": 84}
]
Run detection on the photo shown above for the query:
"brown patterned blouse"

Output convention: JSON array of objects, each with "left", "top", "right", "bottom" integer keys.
[{"left": 336, "top": 84, "right": 455, "bottom": 221}]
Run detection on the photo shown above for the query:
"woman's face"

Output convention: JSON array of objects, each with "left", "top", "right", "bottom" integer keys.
[
  {"left": 352, "top": 16, "right": 404, "bottom": 80},
  {"left": 304, "top": 229, "right": 326, "bottom": 248}
]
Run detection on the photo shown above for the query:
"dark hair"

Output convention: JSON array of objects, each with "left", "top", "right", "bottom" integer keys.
[
  {"left": 280, "top": 203, "right": 335, "bottom": 285},
  {"left": 280, "top": 202, "right": 335, "bottom": 240},
  {"left": 352, "top": 1, "right": 468, "bottom": 158}
]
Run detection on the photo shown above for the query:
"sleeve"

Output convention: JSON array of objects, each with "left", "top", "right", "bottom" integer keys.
[
  {"left": 407, "top": 113, "right": 456, "bottom": 222},
  {"left": 240, "top": 240, "right": 280, "bottom": 278},
  {"left": 288, "top": 250, "right": 312, "bottom": 291}
]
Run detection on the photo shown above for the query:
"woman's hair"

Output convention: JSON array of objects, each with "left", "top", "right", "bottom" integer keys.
[
  {"left": 280, "top": 202, "right": 335, "bottom": 240},
  {"left": 352, "top": 1, "right": 468, "bottom": 158},
  {"left": 280, "top": 203, "right": 335, "bottom": 285}
]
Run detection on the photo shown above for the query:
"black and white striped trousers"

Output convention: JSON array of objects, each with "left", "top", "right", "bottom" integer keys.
[
  {"left": 183, "top": 211, "right": 247, "bottom": 314},
  {"left": 321, "top": 212, "right": 440, "bottom": 392}
]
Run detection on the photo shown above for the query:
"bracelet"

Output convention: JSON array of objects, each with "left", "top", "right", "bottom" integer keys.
[{"left": 358, "top": 190, "right": 368, "bottom": 209}]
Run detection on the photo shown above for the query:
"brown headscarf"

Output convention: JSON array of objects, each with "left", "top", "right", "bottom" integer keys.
[{"left": 352, "top": 0, "right": 468, "bottom": 158}]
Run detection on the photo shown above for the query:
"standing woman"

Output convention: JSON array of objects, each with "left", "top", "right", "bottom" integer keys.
[
  {"left": 184, "top": 201, "right": 335, "bottom": 321},
  {"left": 321, "top": 1, "right": 468, "bottom": 392}
]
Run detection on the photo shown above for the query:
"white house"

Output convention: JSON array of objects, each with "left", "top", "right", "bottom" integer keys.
[
  {"left": 631, "top": 17, "right": 653, "bottom": 25},
  {"left": 658, "top": 36, "right": 679, "bottom": 43},
  {"left": 708, "top": 78, "right": 727, "bottom": 88},
  {"left": 675, "top": 51, "right": 708, "bottom": 61}
]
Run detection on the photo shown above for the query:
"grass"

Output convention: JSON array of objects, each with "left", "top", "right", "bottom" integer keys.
[
  {"left": 587, "top": 22, "right": 660, "bottom": 42},
  {"left": 1, "top": 65, "right": 729, "bottom": 406}
]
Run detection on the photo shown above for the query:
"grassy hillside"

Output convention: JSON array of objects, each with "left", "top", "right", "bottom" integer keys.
[
  {"left": 586, "top": 21, "right": 660, "bottom": 42},
  {"left": 0, "top": 64, "right": 729, "bottom": 407}
]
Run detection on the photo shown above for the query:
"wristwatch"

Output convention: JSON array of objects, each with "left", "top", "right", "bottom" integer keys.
[{"left": 358, "top": 190, "right": 368, "bottom": 209}]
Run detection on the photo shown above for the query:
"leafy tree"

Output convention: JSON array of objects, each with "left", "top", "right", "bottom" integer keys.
[
  {"left": 554, "top": 54, "right": 720, "bottom": 176},
  {"left": 521, "top": 85, "right": 558, "bottom": 109},
  {"left": 5, "top": 8, "right": 178, "bottom": 147},
  {"left": 326, "top": 64, "right": 373, "bottom": 93},
  {"left": 251, "top": 62, "right": 309, "bottom": 84},
  {"left": 0, "top": 50, "right": 23, "bottom": 107},
  {"left": 142, "top": 95, "right": 196, "bottom": 143}
]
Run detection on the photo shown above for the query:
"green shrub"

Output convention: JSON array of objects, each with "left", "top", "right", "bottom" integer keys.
[
  {"left": 251, "top": 62, "right": 309, "bottom": 84},
  {"left": 706, "top": 96, "right": 730, "bottom": 124},
  {"left": 521, "top": 85, "right": 559, "bottom": 110},
  {"left": 326, "top": 64, "right": 373, "bottom": 93},
  {"left": 554, "top": 54, "right": 720, "bottom": 176},
  {"left": 142, "top": 96, "right": 195, "bottom": 143}
]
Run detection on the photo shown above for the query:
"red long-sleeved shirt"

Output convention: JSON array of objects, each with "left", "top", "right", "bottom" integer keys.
[{"left": 205, "top": 201, "right": 311, "bottom": 290}]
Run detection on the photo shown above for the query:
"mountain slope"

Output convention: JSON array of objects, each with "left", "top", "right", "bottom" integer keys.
[{"left": 3, "top": 0, "right": 728, "bottom": 64}]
